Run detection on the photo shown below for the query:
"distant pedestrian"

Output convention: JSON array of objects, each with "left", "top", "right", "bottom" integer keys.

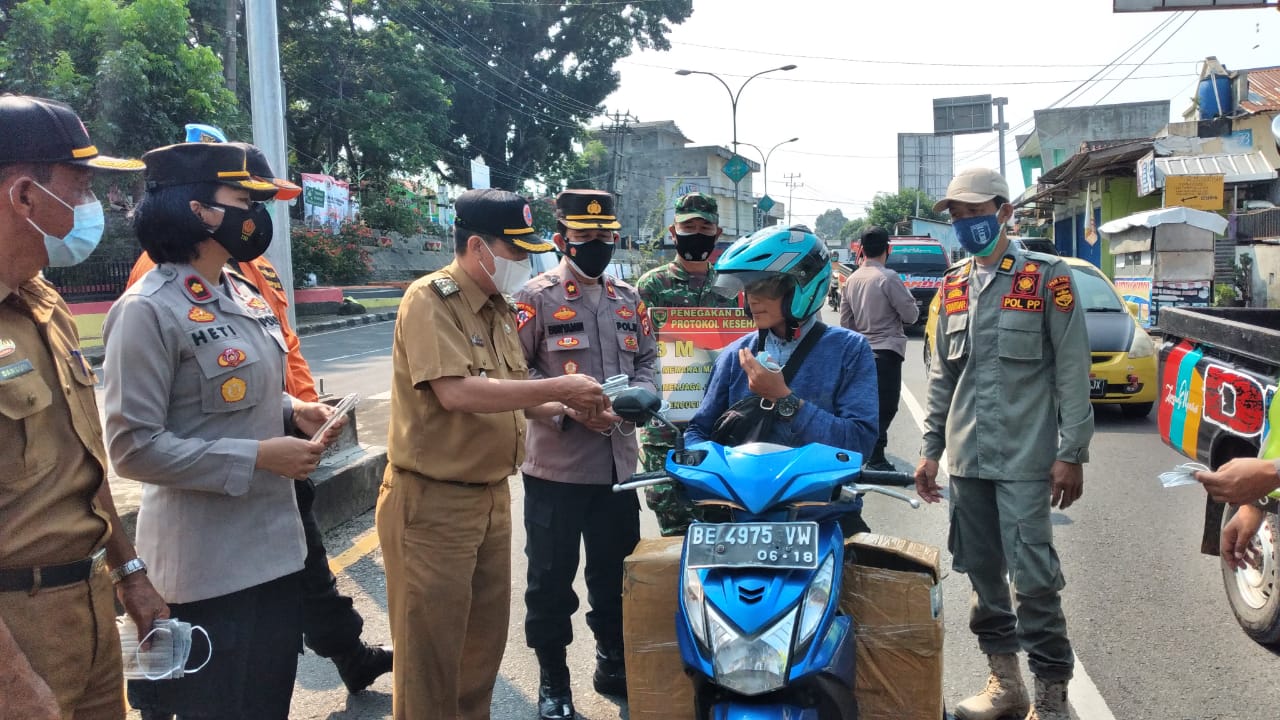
[
  {"left": 375, "top": 188, "right": 606, "bottom": 720},
  {"left": 839, "top": 225, "right": 919, "bottom": 471},
  {"left": 634, "top": 192, "right": 738, "bottom": 536}
]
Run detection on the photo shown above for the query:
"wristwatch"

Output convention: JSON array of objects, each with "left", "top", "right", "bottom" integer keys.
[
  {"left": 776, "top": 394, "right": 802, "bottom": 419},
  {"left": 110, "top": 557, "right": 147, "bottom": 584}
]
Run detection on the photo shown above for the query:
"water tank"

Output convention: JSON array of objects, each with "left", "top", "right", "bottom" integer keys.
[{"left": 1198, "top": 74, "right": 1232, "bottom": 120}]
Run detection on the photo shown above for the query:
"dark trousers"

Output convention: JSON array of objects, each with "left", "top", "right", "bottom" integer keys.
[
  {"left": 871, "top": 349, "right": 904, "bottom": 462},
  {"left": 295, "top": 479, "right": 364, "bottom": 657},
  {"left": 130, "top": 572, "right": 303, "bottom": 720},
  {"left": 523, "top": 474, "right": 641, "bottom": 651}
]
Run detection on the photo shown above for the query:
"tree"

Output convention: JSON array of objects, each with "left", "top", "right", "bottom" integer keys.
[
  {"left": 541, "top": 138, "right": 612, "bottom": 194},
  {"left": 813, "top": 208, "right": 847, "bottom": 243},
  {"left": 837, "top": 217, "right": 869, "bottom": 246},
  {"left": 391, "top": 0, "right": 694, "bottom": 191},
  {"left": 1, "top": 0, "right": 241, "bottom": 158},
  {"left": 864, "top": 189, "right": 947, "bottom": 234}
]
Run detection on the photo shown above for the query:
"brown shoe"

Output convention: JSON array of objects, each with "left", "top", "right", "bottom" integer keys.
[
  {"left": 1025, "top": 676, "right": 1069, "bottom": 720},
  {"left": 955, "top": 654, "right": 1030, "bottom": 720}
]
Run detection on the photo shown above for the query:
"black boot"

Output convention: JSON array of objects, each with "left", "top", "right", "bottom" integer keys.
[
  {"left": 331, "top": 643, "right": 393, "bottom": 694},
  {"left": 535, "top": 647, "right": 574, "bottom": 720},
  {"left": 592, "top": 643, "right": 628, "bottom": 698}
]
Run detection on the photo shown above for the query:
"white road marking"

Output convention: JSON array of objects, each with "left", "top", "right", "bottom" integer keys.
[
  {"left": 321, "top": 346, "right": 392, "bottom": 362},
  {"left": 900, "top": 381, "right": 1118, "bottom": 720}
]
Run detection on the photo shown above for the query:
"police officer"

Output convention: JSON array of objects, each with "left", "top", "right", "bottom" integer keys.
[
  {"left": 376, "top": 188, "right": 606, "bottom": 720},
  {"left": 915, "top": 167, "right": 1093, "bottom": 720},
  {"left": 125, "top": 138, "right": 391, "bottom": 692},
  {"left": 103, "top": 142, "right": 346, "bottom": 720},
  {"left": 0, "top": 94, "right": 167, "bottom": 720},
  {"left": 515, "top": 189, "right": 658, "bottom": 720},
  {"left": 635, "top": 192, "right": 738, "bottom": 536}
]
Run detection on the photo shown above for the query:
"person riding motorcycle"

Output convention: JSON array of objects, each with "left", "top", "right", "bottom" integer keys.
[{"left": 685, "top": 224, "right": 879, "bottom": 536}]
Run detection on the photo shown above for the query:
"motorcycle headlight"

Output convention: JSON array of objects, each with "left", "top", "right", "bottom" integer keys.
[
  {"left": 682, "top": 568, "right": 708, "bottom": 647},
  {"left": 797, "top": 554, "right": 835, "bottom": 647},
  {"left": 710, "top": 605, "right": 795, "bottom": 696},
  {"left": 1128, "top": 329, "right": 1155, "bottom": 358}
]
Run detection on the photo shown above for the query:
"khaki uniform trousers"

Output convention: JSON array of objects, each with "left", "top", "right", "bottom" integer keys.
[
  {"left": 0, "top": 568, "right": 124, "bottom": 720},
  {"left": 376, "top": 466, "right": 512, "bottom": 720},
  {"left": 948, "top": 475, "right": 1074, "bottom": 681}
]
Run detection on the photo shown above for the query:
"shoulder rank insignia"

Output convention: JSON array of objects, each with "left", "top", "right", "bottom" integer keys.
[
  {"left": 605, "top": 280, "right": 619, "bottom": 301},
  {"left": 563, "top": 279, "right": 580, "bottom": 299},
  {"left": 184, "top": 275, "right": 213, "bottom": 302},
  {"left": 515, "top": 302, "right": 536, "bottom": 331},
  {"left": 997, "top": 256, "right": 1015, "bottom": 273},
  {"left": 431, "top": 276, "right": 460, "bottom": 298},
  {"left": 1022, "top": 261, "right": 1041, "bottom": 273}
]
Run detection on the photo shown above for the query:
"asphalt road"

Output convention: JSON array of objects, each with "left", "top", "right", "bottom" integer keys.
[{"left": 126, "top": 311, "right": 1280, "bottom": 719}]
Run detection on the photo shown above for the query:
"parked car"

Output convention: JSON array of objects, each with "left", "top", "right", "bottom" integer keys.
[
  {"left": 1008, "top": 236, "right": 1058, "bottom": 255},
  {"left": 923, "top": 256, "right": 1157, "bottom": 417}
]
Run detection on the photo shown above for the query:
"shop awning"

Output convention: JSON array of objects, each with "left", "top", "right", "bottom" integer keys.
[
  {"left": 1099, "top": 206, "right": 1229, "bottom": 235},
  {"left": 1155, "top": 151, "right": 1276, "bottom": 185}
]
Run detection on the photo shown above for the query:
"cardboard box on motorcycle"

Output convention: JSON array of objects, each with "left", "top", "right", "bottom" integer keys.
[{"left": 623, "top": 533, "right": 943, "bottom": 720}]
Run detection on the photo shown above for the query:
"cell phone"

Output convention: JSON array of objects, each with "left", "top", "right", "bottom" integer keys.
[{"left": 310, "top": 393, "right": 360, "bottom": 443}]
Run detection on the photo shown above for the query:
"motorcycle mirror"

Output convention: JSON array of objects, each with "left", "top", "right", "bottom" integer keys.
[{"left": 611, "top": 387, "right": 662, "bottom": 424}]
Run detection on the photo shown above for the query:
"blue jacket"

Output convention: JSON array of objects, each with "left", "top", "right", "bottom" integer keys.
[{"left": 687, "top": 324, "right": 879, "bottom": 458}]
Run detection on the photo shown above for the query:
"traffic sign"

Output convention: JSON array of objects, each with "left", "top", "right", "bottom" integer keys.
[
  {"left": 757, "top": 194, "right": 776, "bottom": 213},
  {"left": 722, "top": 155, "right": 751, "bottom": 184}
]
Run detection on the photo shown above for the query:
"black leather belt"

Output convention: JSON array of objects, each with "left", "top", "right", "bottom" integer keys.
[{"left": 0, "top": 548, "right": 107, "bottom": 593}]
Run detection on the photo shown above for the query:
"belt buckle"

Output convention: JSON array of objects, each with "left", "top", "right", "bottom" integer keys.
[{"left": 89, "top": 547, "right": 107, "bottom": 575}]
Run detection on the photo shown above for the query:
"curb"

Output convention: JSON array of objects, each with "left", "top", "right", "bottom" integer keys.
[{"left": 296, "top": 309, "right": 398, "bottom": 337}]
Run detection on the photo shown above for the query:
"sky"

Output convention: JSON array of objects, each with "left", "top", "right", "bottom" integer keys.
[{"left": 600, "top": 0, "right": 1280, "bottom": 226}]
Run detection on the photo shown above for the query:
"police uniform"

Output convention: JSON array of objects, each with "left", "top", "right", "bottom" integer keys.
[
  {"left": 375, "top": 188, "right": 554, "bottom": 720},
  {"left": 102, "top": 143, "right": 307, "bottom": 719},
  {"left": 514, "top": 190, "right": 657, "bottom": 701},
  {"left": 922, "top": 246, "right": 1094, "bottom": 682}
]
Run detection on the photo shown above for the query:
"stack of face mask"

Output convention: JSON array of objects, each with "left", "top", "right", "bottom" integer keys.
[
  {"left": 116, "top": 616, "right": 212, "bottom": 681},
  {"left": 1159, "top": 462, "right": 1210, "bottom": 489}
]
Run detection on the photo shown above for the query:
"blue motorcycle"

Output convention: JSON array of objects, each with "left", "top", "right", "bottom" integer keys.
[{"left": 612, "top": 388, "right": 921, "bottom": 720}]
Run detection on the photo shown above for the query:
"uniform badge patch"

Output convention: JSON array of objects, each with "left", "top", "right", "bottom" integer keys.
[
  {"left": 616, "top": 306, "right": 635, "bottom": 319},
  {"left": 187, "top": 306, "right": 215, "bottom": 323},
  {"left": 623, "top": 335, "right": 638, "bottom": 350},
  {"left": 431, "top": 277, "right": 460, "bottom": 297},
  {"left": 998, "top": 256, "right": 1015, "bottom": 272},
  {"left": 258, "top": 264, "right": 284, "bottom": 291},
  {"left": 220, "top": 377, "right": 247, "bottom": 403},
  {"left": 944, "top": 284, "right": 969, "bottom": 315},
  {"left": 471, "top": 334, "right": 485, "bottom": 347},
  {"left": 563, "top": 360, "right": 579, "bottom": 375},
  {"left": 217, "top": 348, "right": 247, "bottom": 368},
  {"left": 1001, "top": 295, "right": 1044, "bottom": 312},
  {"left": 1012, "top": 272, "right": 1041, "bottom": 297},
  {"left": 184, "top": 275, "right": 212, "bottom": 302},
  {"left": 563, "top": 280, "right": 579, "bottom": 299},
  {"left": 246, "top": 297, "right": 269, "bottom": 311},
  {"left": 552, "top": 306, "right": 577, "bottom": 321},
  {"left": 515, "top": 302, "right": 536, "bottom": 331},
  {"left": 1048, "top": 276, "right": 1075, "bottom": 312},
  {"left": 557, "top": 336, "right": 580, "bottom": 348},
  {"left": 637, "top": 301, "right": 651, "bottom": 336},
  {"left": 1022, "top": 261, "right": 1040, "bottom": 273},
  {"left": 0, "top": 338, "right": 14, "bottom": 359}
]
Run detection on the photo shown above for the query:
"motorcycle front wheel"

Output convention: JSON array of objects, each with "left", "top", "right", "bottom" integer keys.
[{"left": 1221, "top": 504, "right": 1280, "bottom": 646}]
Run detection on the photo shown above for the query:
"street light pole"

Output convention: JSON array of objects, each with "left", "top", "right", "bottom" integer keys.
[
  {"left": 675, "top": 64, "right": 797, "bottom": 239},
  {"left": 739, "top": 137, "right": 799, "bottom": 227}
]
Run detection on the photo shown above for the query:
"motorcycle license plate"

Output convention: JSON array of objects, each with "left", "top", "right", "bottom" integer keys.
[
  {"left": 1090, "top": 378, "right": 1107, "bottom": 397},
  {"left": 684, "top": 522, "right": 820, "bottom": 570}
]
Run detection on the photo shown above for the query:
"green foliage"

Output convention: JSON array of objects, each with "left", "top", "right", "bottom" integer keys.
[
  {"left": 838, "top": 217, "right": 870, "bottom": 245},
  {"left": 1213, "top": 283, "right": 1240, "bottom": 307},
  {"left": 528, "top": 196, "right": 558, "bottom": 236},
  {"left": 864, "top": 189, "right": 946, "bottom": 233},
  {"left": 1, "top": 0, "right": 241, "bottom": 157},
  {"left": 813, "top": 208, "right": 847, "bottom": 242},
  {"left": 542, "top": 138, "right": 613, "bottom": 193},
  {"left": 290, "top": 222, "right": 374, "bottom": 286},
  {"left": 359, "top": 181, "right": 441, "bottom": 236}
]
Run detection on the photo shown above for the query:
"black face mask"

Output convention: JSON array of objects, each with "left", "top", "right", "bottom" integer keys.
[
  {"left": 674, "top": 231, "right": 717, "bottom": 262},
  {"left": 566, "top": 239, "right": 615, "bottom": 279},
  {"left": 206, "top": 202, "right": 273, "bottom": 262}
]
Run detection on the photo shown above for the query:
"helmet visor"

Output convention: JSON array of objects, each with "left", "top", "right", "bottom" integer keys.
[{"left": 712, "top": 271, "right": 792, "bottom": 300}]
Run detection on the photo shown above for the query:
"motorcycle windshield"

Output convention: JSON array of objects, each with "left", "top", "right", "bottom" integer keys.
[{"left": 668, "top": 441, "right": 862, "bottom": 515}]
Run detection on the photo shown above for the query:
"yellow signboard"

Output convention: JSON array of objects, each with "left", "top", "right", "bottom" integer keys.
[{"left": 1164, "top": 174, "right": 1225, "bottom": 211}]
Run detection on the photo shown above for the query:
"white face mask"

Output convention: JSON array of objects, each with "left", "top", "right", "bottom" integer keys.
[
  {"left": 117, "top": 616, "right": 211, "bottom": 681},
  {"left": 480, "top": 240, "right": 532, "bottom": 296},
  {"left": 9, "top": 181, "right": 106, "bottom": 267}
]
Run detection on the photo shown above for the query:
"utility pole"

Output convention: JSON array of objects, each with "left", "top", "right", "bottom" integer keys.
[
  {"left": 784, "top": 173, "right": 803, "bottom": 227},
  {"left": 602, "top": 110, "right": 638, "bottom": 196},
  {"left": 993, "top": 96, "right": 1009, "bottom": 181},
  {"left": 245, "top": 0, "right": 295, "bottom": 326}
]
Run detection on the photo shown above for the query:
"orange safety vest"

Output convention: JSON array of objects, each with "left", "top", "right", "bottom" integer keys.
[{"left": 126, "top": 253, "right": 319, "bottom": 402}]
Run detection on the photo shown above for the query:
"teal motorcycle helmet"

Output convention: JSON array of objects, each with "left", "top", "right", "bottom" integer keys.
[{"left": 712, "top": 224, "right": 832, "bottom": 335}]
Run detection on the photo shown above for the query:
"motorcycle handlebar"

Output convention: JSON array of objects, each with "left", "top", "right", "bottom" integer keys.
[
  {"left": 613, "top": 470, "right": 670, "bottom": 493},
  {"left": 857, "top": 469, "right": 916, "bottom": 487}
]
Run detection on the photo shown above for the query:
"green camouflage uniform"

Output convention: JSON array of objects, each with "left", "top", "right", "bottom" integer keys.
[{"left": 636, "top": 259, "right": 739, "bottom": 536}]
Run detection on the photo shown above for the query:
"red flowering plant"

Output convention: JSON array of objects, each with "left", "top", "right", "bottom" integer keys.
[{"left": 290, "top": 221, "right": 374, "bottom": 285}]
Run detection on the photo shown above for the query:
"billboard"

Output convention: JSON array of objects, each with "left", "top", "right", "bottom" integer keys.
[
  {"left": 898, "top": 133, "right": 954, "bottom": 203},
  {"left": 1164, "top": 174, "right": 1226, "bottom": 210},
  {"left": 933, "top": 95, "right": 993, "bottom": 136},
  {"left": 1115, "top": 0, "right": 1271, "bottom": 10}
]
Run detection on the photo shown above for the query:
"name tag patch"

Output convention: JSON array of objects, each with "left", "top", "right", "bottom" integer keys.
[
  {"left": 0, "top": 358, "right": 34, "bottom": 381},
  {"left": 1001, "top": 295, "right": 1044, "bottom": 312}
]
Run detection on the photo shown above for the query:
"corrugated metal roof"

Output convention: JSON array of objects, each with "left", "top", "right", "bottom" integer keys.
[
  {"left": 1155, "top": 151, "right": 1276, "bottom": 184},
  {"left": 1240, "top": 67, "right": 1280, "bottom": 113}
]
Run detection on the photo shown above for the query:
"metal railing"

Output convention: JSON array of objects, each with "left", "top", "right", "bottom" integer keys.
[
  {"left": 1234, "top": 207, "right": 1280, "bottom": 241},
  {"left": 43, "top": 258, "right": 140, "bottom": 303}
]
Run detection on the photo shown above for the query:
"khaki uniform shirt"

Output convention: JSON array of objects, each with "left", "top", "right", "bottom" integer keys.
[
  {"left": 386, "top": 261, "right": 528, "bottom": 485},
  {"left": 839, "top": 258, "right": 919, "bottom": 358},
  {"left": 0, "top": 277, "right": 110, "bottom": 569},
  {"left": 103, "top": 264, "right": 303, "bottom": 603},
  {"left": 515, "top": 260, "right": 658, "bottom": 485},
  {"left": 923, "top": 249, "right": 1094, "bottom": 481}
]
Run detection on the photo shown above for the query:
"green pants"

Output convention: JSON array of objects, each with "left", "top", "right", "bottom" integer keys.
[
  {"left": 640, "top": 444, "right": 729, "bottom": 537},
  {"left": 949, "top": 475, "right": 1074, "bottom": 681}
]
